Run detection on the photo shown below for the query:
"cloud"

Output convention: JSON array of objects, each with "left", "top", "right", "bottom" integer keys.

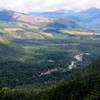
[{"left": 0, "top": 0, "right": 100, "bottom": 12}]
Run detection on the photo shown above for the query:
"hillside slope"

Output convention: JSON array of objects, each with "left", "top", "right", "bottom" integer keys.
[
  {"left": 46, "top": 59, "right": 100, "bottom": 100},
  {"left": 0, "top": 9, "right": 100, "bottom": 40},
  {"left": 0, "top": 37, "right": 24, "bottom": 62},
  {"left": 1, "top": 60, "right": 100, "bottom": 100},
  {"left": 29, "top": 8, "right": 100, "bottom": 32}
]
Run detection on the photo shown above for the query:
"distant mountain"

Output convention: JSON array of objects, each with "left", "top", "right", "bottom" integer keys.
[
  {"left": 0, "top": 9, "right": 52, "bottom": 24},
  {"left": 0, "top": 9, "right": 87, "bottom": 40},
  {"left": 78, "top": 8, "right": 100, "bottom": 16},
  {"left": 0, "top": 10, "right": 14, "bottom": 21},
  {"left": 28, "top": 8, "right": 100, "bottom": 20},
  {"left": 44, "top": 18, "right": 83, "bottom": 34},
  {"left": 28, "top": 10, "right": 75, "bottom": 18},
  {"left": 70, "top": 8, "right": 100, "bottom": 30},
  {"left": 66, "top": 8, "right": 100, "bottom": 22},
  {"left": 28, "top": 8, "right": 100, "bottom": 32},
  {"left": 0, "top": 10, "right": 54, "bottom": 39}
]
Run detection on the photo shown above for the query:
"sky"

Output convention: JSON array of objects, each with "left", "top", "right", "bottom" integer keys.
[{"left": 0, "top": 0, "right": 100, "bottom": 13}]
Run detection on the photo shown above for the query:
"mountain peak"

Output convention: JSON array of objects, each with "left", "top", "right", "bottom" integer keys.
[{"left": 82, "top": 7, "right": 100, "bottom": 14}]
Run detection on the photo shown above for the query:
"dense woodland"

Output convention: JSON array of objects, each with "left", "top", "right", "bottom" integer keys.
[
  {"left": 0, "top": 9, "right": 100, "bottom": 100},
  {"left": 0, "top": 59, "right": 100, "bottom": 100}
]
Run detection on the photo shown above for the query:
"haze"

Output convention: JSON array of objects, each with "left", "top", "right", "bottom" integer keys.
[{"left": 0, "top": 0, "right": 100, "bottom": 13}]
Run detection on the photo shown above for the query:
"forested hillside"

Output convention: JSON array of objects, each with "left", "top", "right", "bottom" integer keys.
[
  {"left": 0, "top": 9, "right": 100, "bottom": 100},
  {"left": 0, "top": 59, "right": 100, "bottom": 100}
]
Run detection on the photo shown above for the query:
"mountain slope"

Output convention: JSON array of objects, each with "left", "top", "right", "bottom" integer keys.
[
  {"left": 66, "top": 8, "right": 100, "bottom": 31},
  {"left": 0, "top": 10, "right": 52, "bottom": 23},
  {"left": 45, "top": 59, "right": 100, "bottom": 100},
  {"left": 0, "top": 37, "right": 24, "bottom": 62},
  {"left": 1, "top": 9, "right": 100, "bottom": 40},
  {"left": 28, "top": 8, "right": 100, "bottom": 32},
  {"left": 2, "top": 60, "right": 100, "bottom": 100},
  {"left": 13, "top": 12, "right": 53, "bottom": 24}
]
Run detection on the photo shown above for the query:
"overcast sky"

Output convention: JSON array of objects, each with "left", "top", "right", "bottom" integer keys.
[{"left": 0, "top": 0, "right": 100, "bottom": 12}]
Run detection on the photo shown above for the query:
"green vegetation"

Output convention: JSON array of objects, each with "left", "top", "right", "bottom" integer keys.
[
  {"left": 0, "top": 14, "right": 100, "bottom": 87},
  {"left": 0, "top": 36, "right": 100, "bottom": 87},
  {"left": 0, "top": 59, "right": 100, "bottom": 100},
  {"left": 0, "top": 10, "right": 100, "bottom": 100}
]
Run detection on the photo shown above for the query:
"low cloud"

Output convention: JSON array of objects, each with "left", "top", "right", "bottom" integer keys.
[{"left": 0, "top": 0, "right": 100, "bottom": 12}]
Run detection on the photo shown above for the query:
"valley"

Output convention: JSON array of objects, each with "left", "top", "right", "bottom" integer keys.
[
  {"left": 0, "top": 8, "right": 100, "bottom": 100},
  {"left": 39, "top": 53, "right": 90, "bottom": 75}
]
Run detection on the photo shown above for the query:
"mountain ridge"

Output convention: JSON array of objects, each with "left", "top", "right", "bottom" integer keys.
[{"left": 27, "top": 7, "right": 100, "bottom": 32}]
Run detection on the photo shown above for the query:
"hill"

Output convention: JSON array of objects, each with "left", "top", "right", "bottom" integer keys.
[
  {"left": 1, "top": 59, "right": 100, "bottom": 100},
  {"left": 45, "top": 59, "right": 100, "bottom": 100},
  {"left": 66, "top": 8, "right": 100, "bottom": 32},
  {"left": 0, "top": 9, "right": 52, "bottom": 23},
  {"left": 0, "top": 37, "right": 24, "bottom": 62},
  {"left": 28, "top": 8, "right": 100, "bottom": 32},
  {"left": 0, "top": 9, "right": 100, "bottom": 40}
]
